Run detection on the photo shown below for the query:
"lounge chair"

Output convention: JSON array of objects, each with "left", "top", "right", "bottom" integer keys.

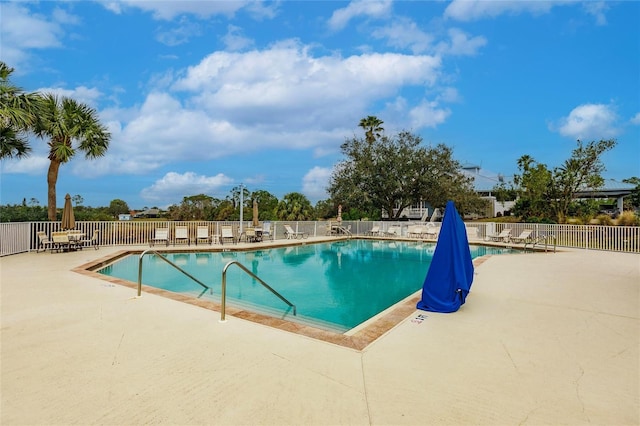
[
  {"left": 79, "top": 230, "right": 100, "bottom": 250},
  {"left": 261, "top": 222, "right": 272, "bottom": 241},
  {"left": 244, "top": 227, "right": 258, "bottom": 243},
  {"left": 220, "top": 225, "right": 236, "bottom": 244},
  {"left": 489, "top": 228, "right": 512, "bottom": 243},
  {"left": 284, "top": 224, "right": 308, "bottom": 239},
  {"left": 195, "top": 226, "right": 211, "bottom": 245},
  {"left": 36, "top": 231, "right": 55, "bottom": 253},
  {"left": 150, "top": 228, "right": 169, "bottom": 246},
  {"left": 511, "top": 229, "right": 533, "bottom": 244},
  {"left": 174, "top": 226, "right": 190, "bottom": 246},
  {"left": 368, "top": 225, "right": 381, "bottom": 236},
  {"left": 385, "top": 225, "right": 401, "bottom": 237},
  {"left": 423, "top": 223, "right": 438, "bottom": 239},
  {"left": 407, "top": 225, "right": 424, "bottom": 238},
  {"left": 51, "top": 231, "right": 71, "bottom": 252}
]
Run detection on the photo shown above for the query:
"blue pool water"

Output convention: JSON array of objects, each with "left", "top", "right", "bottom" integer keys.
[{"left": 98, "top": 240, "right": 516, "bottom": 332}]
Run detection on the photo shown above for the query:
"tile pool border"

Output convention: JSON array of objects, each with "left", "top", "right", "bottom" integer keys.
[{"left": 74, "top": 244, "right": 493, "bottom": 351}]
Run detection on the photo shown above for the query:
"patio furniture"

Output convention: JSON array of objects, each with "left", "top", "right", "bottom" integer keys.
[
  {"left": 284, "top": 224, "right": 308, "bottom": 239},
  {"left": 195, "top": 226, "right": 212, "bottom": 245},
  {"left": 385, "top": 226, "right": 401, "bottom": 237},
  {"left": 260, "top": 222, "right": 272, "bottom": 241},
  {"left": 36, "top": 232, "right": 55, "bottom": 253},
  {"left": 220, "top": 225, "right": 236, "bottom": 244},
  {"left": 511, "top": 229, "right": 533, "bottom": 244},
  {"left": 79, "top": 230, "right": 100, "bottom": 250},
  {"left": 51, "top": 232, "right": 72, "bottom": 252},
  {"left": 489, "top": 228, "right": 512, "bottom": 243},
  {"left": 174, "top": 226, "right": 190, "bottom": 246},
  {"left": 368, "top": 226, "right": 381, "bottom": 236},
  {"left": 150, "top": 228, "right": 169, "bottom": 246}
]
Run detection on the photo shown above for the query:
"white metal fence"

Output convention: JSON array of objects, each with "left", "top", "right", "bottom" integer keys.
[{"left": 1, "top": 220, "right": 639, "bottom": 257}]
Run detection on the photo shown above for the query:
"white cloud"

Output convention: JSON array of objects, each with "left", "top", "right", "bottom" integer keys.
[
  {"left": 553, "top": 103, "right": 619, "bottom": 140},
  {"left": 630, "top": 112, "right": 640, "bottom": 126},
  {"left": 140, "top": 171, "right": 234, "bottom": 206},
  {"left": 444, "top": 0, "right": 567, "bottom": 21},
  {"left": 582, "top": 1, "right": 609, "bottom": 26},
  {"left": 371, "top": 17, "right": 434, "bottom": 54},
  {"left": 103, "top": 0, "right": 249, "bottom": 20},
  {"left": 155, "top": 17, "right": 202, "bottom": 46},
  {"left": 0, "top": 3, "right": 74, "bottom": 69},
  {"left": 35, "top": 86, "right": 103, "bottom": 108},
  {"left": 328, "top": 0, "right": 393, "bottom": 31},
  {"left": 436, "top": 28, "right": 487, "bottom": 56},
  {"left": 222, "top": 25, "right": 255, "bottom": 52},
  {"left": 302, "top": 167, "right": 332, "bottom": 202}
]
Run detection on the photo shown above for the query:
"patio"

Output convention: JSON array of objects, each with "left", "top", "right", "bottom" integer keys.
[{"left": 1, "top": 243, "right": 638, "bottom": 425}]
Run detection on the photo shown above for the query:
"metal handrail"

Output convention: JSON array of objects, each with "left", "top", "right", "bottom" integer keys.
[
  {"left": 137, "top": 249, "right": 210, "bottom": 297},
  {"left": 525, "top": 235, "right": 557, "bottom": 253},
  {"left": 220, "top": 260, "right": 296, "bottom": 322}
]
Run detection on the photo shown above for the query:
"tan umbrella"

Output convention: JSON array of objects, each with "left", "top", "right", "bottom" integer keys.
[
  {"left": 61, "top": 193, "right": 75, "bottom": 230},
  {"left": 337, "top": 204, "right": 342, "bottom": 223},
  {"left": 252, "top": 200, "right": 259, "bottom": 227}
]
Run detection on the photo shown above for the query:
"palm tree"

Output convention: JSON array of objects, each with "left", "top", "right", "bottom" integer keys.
[
  {"left": 275, "top": 192, "right": 314, "bottom": 221},
  {"left": 34, "top": 93, "right": 111, "bottom": 220},
  {"left": 358, "top": 115, "right": 384, "bottom": 143},
  {"left": 0, "top": 61, "right": 42, "bottom": 159}
]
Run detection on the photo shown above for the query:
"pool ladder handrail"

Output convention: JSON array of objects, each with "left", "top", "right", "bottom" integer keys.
[
  {"left": 220, "top": 260, "right": 296, "bottom": 322},
  {"left": 525, "top": 234, "right": 557, "bottom": 252},
  {"left": 137, "top": 249, "right": 210, "bottom": 297}
]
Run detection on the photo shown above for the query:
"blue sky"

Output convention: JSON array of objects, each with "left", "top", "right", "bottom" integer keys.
[{"left": 1, "top": 0, "right": 639, "bottom": 210}]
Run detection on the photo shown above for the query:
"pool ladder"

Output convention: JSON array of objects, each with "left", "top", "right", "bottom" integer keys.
[
  {"left": 137, "top": 249, "right": 210, "bottom": 297},
  {"left": 524, "top": 235, "right": 557, "bottom": 252},
  {"left": 220, "top": 260, "right": 296, "bottom": 322},
  {"left": 136, "top": 250, "right": 296, "bottom": 323}
]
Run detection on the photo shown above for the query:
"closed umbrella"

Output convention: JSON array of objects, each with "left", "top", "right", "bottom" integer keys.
[
  {"left": 252, "top": 200, "right": 259, "bottom": 227},
  {"left": 61, "top": 193, "right": 75, "bottom": 230}
]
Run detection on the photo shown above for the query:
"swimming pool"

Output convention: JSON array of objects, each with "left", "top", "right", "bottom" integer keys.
[{"left": 98, "top": 240, "right": 517, "bottom": 333}]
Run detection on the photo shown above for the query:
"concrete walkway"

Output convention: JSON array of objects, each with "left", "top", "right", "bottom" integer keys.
[{"left": 1, "top": 243, "right": 638, "bottom": 425}]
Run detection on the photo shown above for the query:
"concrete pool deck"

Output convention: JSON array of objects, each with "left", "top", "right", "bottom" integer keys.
[{"left": 1, "top": 240, "right": 638, "bottom": 425}]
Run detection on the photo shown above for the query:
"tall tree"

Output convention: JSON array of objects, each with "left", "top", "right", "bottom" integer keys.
[
  {"left": 108, "top": 199, "right": 131, "bottom": 218},
  {"left": 0, "top": 61, "right": 42, "bottom": 159},
  {"left": 329, "top": 130, "right": 479, "bottom": 219},
  {"left": 512, "top": 139, "right": 617, "bottom": 223},
  {"left": 548, "top": 139, "right": 616, "bottom": 223},
  {"left": 34, "top": 93, "right": 111, "bottom": 220},
  {"left": 251, "top": 189, "right": 279, "bottom": 220},
  {"left": 512, "top": 155, "right": 553, "bottom": 220},
  {"left": 275, "top": 192, "right": 314, "bottom": 220},
  {"left": 358, "top": 115, "right": 384, "bottom": 143}
]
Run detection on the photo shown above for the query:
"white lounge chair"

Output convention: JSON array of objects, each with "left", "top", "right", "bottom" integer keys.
[
  {"left": 368, "top": 225, "right": 381, "bottom": 236},
  {"left": 261, "top": 222, "right": 272, "bottom": 241},
  {"left": 489, "top": 228, "right": 512, "bottom": 243},
  {"left": 385, "top": 226, "right": 401, "bottom": 237},
  {"left": 511, "top": 229, "right": 533, "bottom": 244},
  {"left": 51, "top": 231, "right": 71, "bottom": 252},
  {"left": 195, "top": 226, "right": 211, "bottom": 245},
  {"left": 79, "top": 229, "right": 100, "bottom": 250},
  {"left": 284, "top": 224, "right": 308, "bottom": 239},
  {"left": 220, "top": 225, "right": 236, "bottom": 244},
  {"left": 36, "top": 231, "right": 55, "bottom": 253},
  {"left": 423, "top": 223, "right": 438, "bottom": 239},
  {"left": 174, "top": 226, "right": 190, "bottom": 245},
  {"left": 150, "top": 228, "right": 169, "bottom": 246}
]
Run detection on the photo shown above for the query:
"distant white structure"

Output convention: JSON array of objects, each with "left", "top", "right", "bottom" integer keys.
[{"left": 118, "top": 214, "right": 132, "bottom": 221}]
